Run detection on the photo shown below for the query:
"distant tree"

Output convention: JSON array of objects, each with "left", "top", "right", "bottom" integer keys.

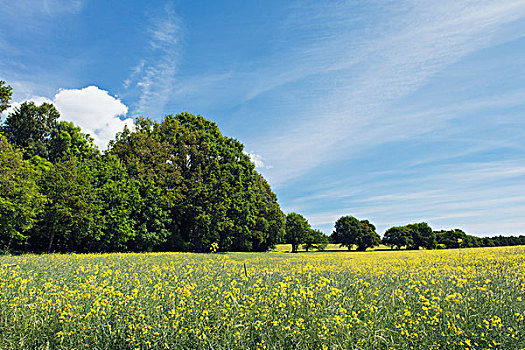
[
  {"left": 358, "top": 220, "right": 381, "bottom": 251},
  {"left": 2, "top": 101, "right": 60, "bottom": 159},
  {"left": 331, "top": 216, "right": 362, "bottom": 250},
  {"left": 466, "top": 234, "right": 483, "bottom": 248},
  {"left": 483, "top": 237, "right": 495, "bottom": 247},
  {"left": 0, "top": 134, "right": 46, "bottom": 252},
  {"left": 285, "top": 212, "right": 310, "bottom": 253},
  {"left": 331, "top": 216, "right": 380, "bottom": 251},
  {"left": 407, "top": 222, "right": 436, "bottom": 250},
  {"left": 383, "top": 226, "right": 412, "bottom": 249},
  {"left": 0, "top": 80, "right": 13, "bottom": 114},
  {"left": 303, "top": 228, "right": 329, "bottom": 252},
  {"left": 435, "top": 229, "right": 468, "bottom": 249}
]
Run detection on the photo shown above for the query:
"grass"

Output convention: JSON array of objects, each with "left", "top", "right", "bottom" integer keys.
[{"left": 1, "top": 246, "right": 524, "bottom": 349}]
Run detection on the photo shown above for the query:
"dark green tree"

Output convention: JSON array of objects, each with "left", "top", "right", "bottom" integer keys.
[
  {"left": 435, "top": 229, "right": 468, "bottom": 249},
  {"left": 2, "top": 101, "right": 60, "bottom": 159},
  {"left": 383, "top": 226, "right": 412, "bottom": 249},
  {"left": 303, "top": 228, "right": 329, "bottom": 252},
  {"left": 109, "top": 113, "right": 285, "bottom": 252},
  {"left": 358, "top": 220, "right": 381, "bottom": 251},
  {"left": 33, "top": 157, "right": 103, "bottom": 253},
  {"left": 93, "top": 154, "right": 141, "bottom": 252},
  {"left": 285, "top": 212, "right": 310, "bottom": 253},
  {"left": 0, "top": 80, "right": 13, "bottom": 114},
  {"left": 407, "top": 222, "right": 436, "bottom": 250},
  {"left": 252, "top": 173, "right": 286, "bottom": 251},
  {"left": 331, "top": 215, "right": 362, "bottom": 250},
  {"left": 0, "top": 134, "right": 46, "bottom": 252},
  {"left": 331, "top": 216, "right": 380, "bottom": 251}
]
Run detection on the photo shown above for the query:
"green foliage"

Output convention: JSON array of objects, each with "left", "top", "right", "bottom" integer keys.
[
  {"left": 406, "top": 222, "right": 436, "bottom": 250},
  {"left": 0, "top": 134, "right": 46, "bottom": 252},
  {"left": 48, "top": 121, "right": 99, "bottom": 162},
  {"left": 109, "top": 113, "right": 285, "bottom": 252},
  {"left": 303, "top": 228, "right": 329, "bottom": 252},
  {"left": 32, "top": 157, "right": 103, "bottom": 253},
  {"left": 383, "top": 226, "right": 413, "bottom": 249},
  {"left": 331, "top": 216, "right": 381, "bottom": 251},
  {"left": 93, "top": 154, "right": 141, "bottom": 252},
  {"left": 285, "top": 212, "right": 310, "bottom": 253},
  {"left": 435, "top": 229, "right": 468, "bottom": 249},
  {"left": 2, "top": 101, "right": 60, "bottom": 159},
  {"left": 0, "top": 80, "right": 13, "bottom": 114}
]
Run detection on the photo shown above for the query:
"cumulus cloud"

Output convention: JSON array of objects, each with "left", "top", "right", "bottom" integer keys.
[
  {"left": 2, "top": 86, "right": 133, "bottom": 150},
  {"left": 246, "top": 152, "right": 272, "bottom": 170},
  {"left": 53, "top": 86, "right": 133, "bottom": 150}
]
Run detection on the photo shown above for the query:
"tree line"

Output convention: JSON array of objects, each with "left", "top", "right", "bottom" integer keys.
[
  {"left": 284, "top": 212, "right": 525, "bottom": 252},
  {"left": 0, "top": 81, "right": 285, "bottom": 253},
  {"left": 1, "top": 80, "right": 523, "bottom": 254}
]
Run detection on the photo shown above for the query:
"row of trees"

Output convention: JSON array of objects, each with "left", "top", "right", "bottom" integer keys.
[
  {"left": 0, "top": 81, "right": 286, "bottom": 253},
  {"left": 284, "top": 213, "right": 525, "bottom": 252}
]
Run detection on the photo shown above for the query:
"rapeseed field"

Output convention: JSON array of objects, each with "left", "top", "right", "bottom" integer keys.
[{"left": 1, "top": 247, "right": 524, "bottom": 349}]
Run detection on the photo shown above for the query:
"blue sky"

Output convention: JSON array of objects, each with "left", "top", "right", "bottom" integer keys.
[{"left": 2, "top": 0, "right": 525, "bottom": 236}]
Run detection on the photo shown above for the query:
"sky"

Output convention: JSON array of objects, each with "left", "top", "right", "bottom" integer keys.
[{"left": 1, "top": 0, "right": 525, "bottom": 236}]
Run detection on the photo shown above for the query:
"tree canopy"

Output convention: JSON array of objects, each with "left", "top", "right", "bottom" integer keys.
[
  {"left": 0, "top": 84, "right": 285, "bottom": 253},
  {"left": 284, "top": 212, "right": 310, "bottom": 253},
  {"left": 331, "top": 215, "right": 381, "bottom": 251}
]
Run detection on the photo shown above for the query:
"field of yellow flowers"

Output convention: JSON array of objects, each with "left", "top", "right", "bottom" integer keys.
[{"left": 1, "top": 246, "right": 524, "bottom": 349}]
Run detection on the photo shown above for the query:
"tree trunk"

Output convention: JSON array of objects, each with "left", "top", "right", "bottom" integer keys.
[{"left": 47, "top": 230, "right": 55, "bottom": 253}]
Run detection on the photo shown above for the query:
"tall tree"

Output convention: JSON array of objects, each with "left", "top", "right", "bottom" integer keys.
[
  {"left": 2, "top": 101, "right": 60, "bottom": 159},
  {"left": 0, "top": 134, "right": 46, "bottom": 252},
  {"left": 33, "top": 157, "right": 103, "bottom": 253},
  {"left": 358, "top": 220, "right": 381, "bottom": 251},
  {"left": 48, "top": 121, "right": 99, "bottom": 162},
  {"left": 285, "top": 212, "right": 310, "bottom": 253},
  {"left": 109, "top": 113, "right": 285, "bottom": 252},
  {"left": 331, "top": 215, "right": 362, "bottom": 251}
]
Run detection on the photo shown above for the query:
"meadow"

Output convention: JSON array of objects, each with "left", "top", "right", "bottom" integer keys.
[{"left": 1, "top": 246, "right": 524, "bottom": 349}]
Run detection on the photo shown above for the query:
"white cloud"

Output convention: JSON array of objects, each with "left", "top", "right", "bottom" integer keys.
[
  {"left": 2, "top": 96, "right": 53, "bottom": 117},
  {"left": 53, "top": 86, "right": 133, "bottom": 149},
  {"left": 246, "top": 152, "right": 272, "bottom": 170},
  {"left": 1, "top": 86, "right": 131, "bottom": 149}
]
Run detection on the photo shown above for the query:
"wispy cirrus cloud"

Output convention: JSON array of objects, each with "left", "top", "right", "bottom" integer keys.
[
  {"left": 254, "top": 0, "right": 525, "bottom": 186},
  {"left": 289, "top": 160, "right": 525, "bottom": 236},
  {"left": 122, "top": 4, "right": 184, "bottom": 118}
]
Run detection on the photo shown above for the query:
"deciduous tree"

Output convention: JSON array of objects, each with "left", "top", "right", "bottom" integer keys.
[{"left": 285, "top": 212, "right": 310, "bottom": 253}]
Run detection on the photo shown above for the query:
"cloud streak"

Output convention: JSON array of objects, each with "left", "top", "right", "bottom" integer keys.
[
  {"left": 123, "top": 4, "right": 183, "bottom": 118},
  {"left": 255, "top": 0, "right": 525, "bottom": 186}
]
